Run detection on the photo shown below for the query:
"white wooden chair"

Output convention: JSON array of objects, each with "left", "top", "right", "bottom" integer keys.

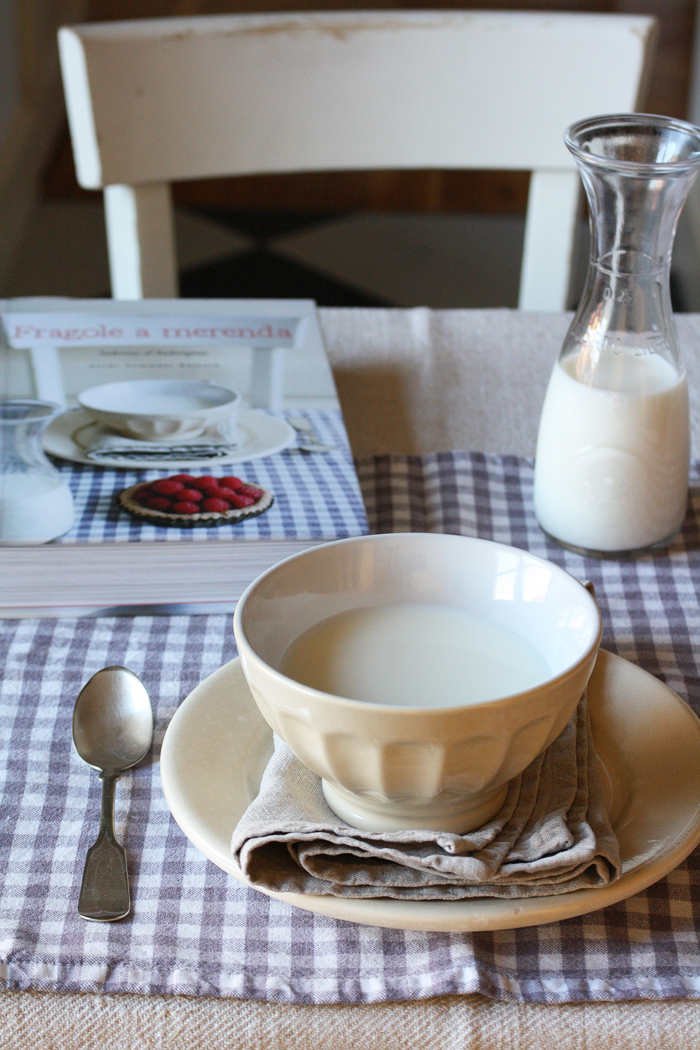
[{"left": 58, "top": 11, "right": 656, "bottom": 312}]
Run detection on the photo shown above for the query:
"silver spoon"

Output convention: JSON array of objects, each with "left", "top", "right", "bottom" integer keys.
[
  {"left": 72, "top": 666, "right": 153, "bottom": 922},
  {"left": 287, "top": 416, "right": 336, "bottom": 453}
]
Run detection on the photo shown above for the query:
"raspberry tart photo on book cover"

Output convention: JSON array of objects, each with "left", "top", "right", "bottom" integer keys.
[{"left": 119, "top": 474, "right": 273, "bottom": 528}]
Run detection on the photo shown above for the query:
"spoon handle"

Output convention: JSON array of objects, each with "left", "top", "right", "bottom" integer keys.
[{"left": 78, "top": 772, "right": 130, "bottom": 922}]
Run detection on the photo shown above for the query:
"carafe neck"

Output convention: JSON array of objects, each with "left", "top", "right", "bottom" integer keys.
[
  {"left": 580, "top": 165, "right": 694, "bottom": 279},
  {"left": 562, "top": 114, "right": 700, "bottom": 378},
  {"left": 0, "top": 400, "right": 61, "bottom": 475}
]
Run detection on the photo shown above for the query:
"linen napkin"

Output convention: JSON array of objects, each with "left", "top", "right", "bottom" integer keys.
[
  {"left": 84, "top": 432, "right": 239, "bottom": 462},
  {"left": 231, "top": 695, "right": 621, "bottom": 900}
]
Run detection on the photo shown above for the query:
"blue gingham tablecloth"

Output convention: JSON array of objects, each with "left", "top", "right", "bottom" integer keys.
[
  {"left": 1, "top": 452, "right": 700, "bottom": 1006},
  {"left": 53, "top": 410, "right": 368, "bottom": 542}
]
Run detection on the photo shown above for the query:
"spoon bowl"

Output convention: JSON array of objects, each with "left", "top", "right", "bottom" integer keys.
[
  {"left": 73, "top": 666, "right": 153, "bottom": 921},
  {"left": 73, "top": 666, "right": 153, "bottom": 772}
]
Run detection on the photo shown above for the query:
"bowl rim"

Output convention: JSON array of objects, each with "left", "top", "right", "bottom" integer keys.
[
  {"left": 77, "top": 378, "right": 240, "bottom": 417},
  {"left": 233, "top": 533, "right": 603, "bottom": 715}
]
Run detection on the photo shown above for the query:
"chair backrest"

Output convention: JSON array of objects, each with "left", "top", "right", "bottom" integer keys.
[{"left": 59, "top": 11, "right": 656, "bottom": 309}]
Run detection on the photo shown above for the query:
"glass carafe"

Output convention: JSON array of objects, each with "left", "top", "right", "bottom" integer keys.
[
  {"left": 534, "top": 113, "right": 700, "bottom": 557},
  {"left": 0, "top": 400, "right": 75, "bottom": 544}
]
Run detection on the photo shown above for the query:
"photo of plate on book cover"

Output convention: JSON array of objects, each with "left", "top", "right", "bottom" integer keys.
[
  {"left": 43, "top": 406, "right": 296, "bottom": 469},
  {"left": 0, "top": 299, "right": 370, "bottom": 617}
]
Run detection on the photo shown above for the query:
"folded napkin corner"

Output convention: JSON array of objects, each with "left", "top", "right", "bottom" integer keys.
[{"left": 231, "top": 694, "right": 621, "bottom": 901}]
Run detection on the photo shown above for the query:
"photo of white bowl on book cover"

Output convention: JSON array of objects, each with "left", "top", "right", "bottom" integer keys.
[
  {"left": 77, "top": 378, "right": 242, "bottom": 441},
  {"left": 0, "top": 299, "right": 370, "bottom": 615}
]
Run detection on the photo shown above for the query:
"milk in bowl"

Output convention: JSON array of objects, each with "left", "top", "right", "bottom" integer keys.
[{"left": 280, "top": 602, "right": 550, "bottom": 708}]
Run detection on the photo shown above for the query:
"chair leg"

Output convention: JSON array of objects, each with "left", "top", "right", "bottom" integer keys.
[
  {"left": 104, "top": 183, "right": 178, "bottom": 299},
  {"left": 250, "top": 347, "right": 286, "bottom": 412},
  {"left": 519, "top": 169, "right": 580, "bottom": 312}
]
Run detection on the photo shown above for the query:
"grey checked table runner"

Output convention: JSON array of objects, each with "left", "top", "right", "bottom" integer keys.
[
  {"left": 2, "top": 452, "right": 700, "bottom": 1005},
  {"left": 53, "top": 410, "right": 368, "bottom": 542}
]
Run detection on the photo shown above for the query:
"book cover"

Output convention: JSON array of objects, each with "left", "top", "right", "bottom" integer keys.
[{"left": 0, "top": 299, "right": 369, "bottom": 616}]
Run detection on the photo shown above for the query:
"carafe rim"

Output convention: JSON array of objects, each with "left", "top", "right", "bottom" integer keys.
[
  {"left": 565, "top": 112, "right": 700, "bottom": 177},
  {"left": 0, "top": 399, "right": 60, "bottom": 425}
]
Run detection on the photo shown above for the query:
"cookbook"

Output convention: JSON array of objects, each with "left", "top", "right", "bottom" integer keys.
[{"left": 0, "top": 298, "right": 369, "bottom": 616}]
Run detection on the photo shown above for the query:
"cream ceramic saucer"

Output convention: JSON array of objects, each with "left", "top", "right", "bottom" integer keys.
[
  {"left": 160, "top": 651, "right": 700, "bottom": 932},
  {"left": 43, "top": 407, "right": 295, "bottom": 468}
]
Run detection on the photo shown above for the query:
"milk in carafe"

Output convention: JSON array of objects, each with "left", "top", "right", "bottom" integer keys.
[
  {"left": 0, "top": 474, "right": 75, "bottom": 544},
  {"left": 534, "top": 351, "right": 689, "bottom": 553}
]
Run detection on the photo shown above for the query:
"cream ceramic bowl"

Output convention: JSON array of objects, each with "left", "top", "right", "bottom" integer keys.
[
  {"left": 77, "top": 379, "right": 240, "bottom": 440},
  {"left": 233, "top": 533, "right": 602, "bottom": 834}
]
